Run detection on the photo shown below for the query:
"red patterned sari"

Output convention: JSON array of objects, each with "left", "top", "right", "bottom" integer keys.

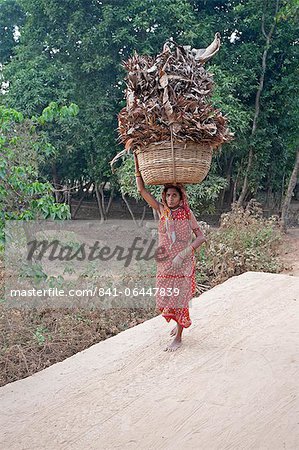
[{"left": 155, "top": 186, "right": 203, "bottom": 328}]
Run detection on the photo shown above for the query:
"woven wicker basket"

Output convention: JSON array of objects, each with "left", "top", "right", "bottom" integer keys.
[{"left": 135, "top": 140, "right": 213, "bottom": 185}]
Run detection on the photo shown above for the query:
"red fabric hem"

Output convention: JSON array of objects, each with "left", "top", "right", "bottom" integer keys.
[{"left": 159, "top": 309, "right": 192, "bottom": 328}]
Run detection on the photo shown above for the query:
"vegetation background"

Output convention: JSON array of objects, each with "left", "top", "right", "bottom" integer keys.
[
  {"left": 1, "top": 0, "right": 298, "bottom": 225},
  {"left": 0, "top": 0, "right": 298, "bottom": 385}
]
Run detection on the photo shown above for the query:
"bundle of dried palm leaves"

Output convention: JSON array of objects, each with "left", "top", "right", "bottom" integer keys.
[{"left": 117, "top": 34, "right": 233, "bottom": 152}]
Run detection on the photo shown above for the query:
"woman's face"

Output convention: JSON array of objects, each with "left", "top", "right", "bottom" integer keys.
[{"left": 165, "top": 188, "right": 181, "bottom": 209}]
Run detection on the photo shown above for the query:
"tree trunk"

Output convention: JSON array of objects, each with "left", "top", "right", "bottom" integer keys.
[
  {"left": 238, "top": 148, "right": 253, "bottom": 206},
  {"left": 77, "top": 180, "right": 84, "bottom": 197},
  {"left": 266, "top": 185, "right": 272, "bottom": 209},
  {"left": 237, "top": 1, "right": 279, "bottom": 206},
  {"left": 280, "top": 172, "right": 286, "bottom": 209},
  {"left": 139, "top": 205, "right": 147, "bottom": 226},
  {"left": 67, "top": 183, "right": 71, "bottom": 207},
  {"left": 105, "top": 187, "right": 115, "bottom": 217},
  {"left": 152, "top": 208, "right": 159, "bottom": 221},
  {"left": 219, "top": 155, "right": 234, "bottom": 209},
  {"left": 52, "top": 163, "right": 61, "bottom": 203},
  {"left": 72, "top": 181, "right": 92, "bottom": 219},
  {"left": 232, "top": 167, "right": 240, "bottom": 204},
  {"left": 281, "top": 149, "right": 299, "bottom": 232},
  {"left": 121, "top": 193, "right": 137, "bottom": 224},
  {"left": 99, "top": 183, "right": 107, "bottom": 220},
  {"left": 94, "top": 182, "right": 105, "bottom": 222}
]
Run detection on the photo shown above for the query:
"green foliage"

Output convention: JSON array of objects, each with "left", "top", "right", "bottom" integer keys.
[
  {"left": 209, "top": 64, "right": 251, "bottom": 136},
  {"left": 1, "top": 0, "right": 202, "bottom": 188},
  {"left": 277, "top": 0, "right": 299, "bottom": 21},
  {"left": 191, "top": 0, "right": 298, "bottom": 201},
  {"left": 0, "top": 0, "right": 24, "bottom": 64},
  {"left": 19, "top": 261, "right": 47, "bottom": 282},
  {"left": 0, "top": 105, "right": 76, "bottom": 251},
  {"left": 186, "top": 176, "right": 228, "bottom": 215},
  {"left": 33, "top": 325, "right": 52, "bottom": 346},
  {"left": 36, "top": 101, "right": 79, "bottom": 125},
  {"left": 0, "top": 0, "right": 298, "bottom": 206}
]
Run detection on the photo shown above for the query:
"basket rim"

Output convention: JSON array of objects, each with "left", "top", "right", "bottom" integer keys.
[{"left": 134, "top": 140, "right": 213, "bottom": 154}]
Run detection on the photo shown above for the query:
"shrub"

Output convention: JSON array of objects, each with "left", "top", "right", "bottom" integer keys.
[{"left": 196, "top": 200, "right": 284, "bottom": 288}]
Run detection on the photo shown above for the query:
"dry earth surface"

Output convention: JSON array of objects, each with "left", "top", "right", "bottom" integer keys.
[
  {"left": 0, "top": 271, "right": 298, "bottom": 450},
  {"left": 279, "top": 227, "right": 299, "bottom": 277}
]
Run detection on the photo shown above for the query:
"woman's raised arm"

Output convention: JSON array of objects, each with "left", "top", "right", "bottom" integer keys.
[{"left": 134, "top": 154, "right": 163, "bottom": 213}]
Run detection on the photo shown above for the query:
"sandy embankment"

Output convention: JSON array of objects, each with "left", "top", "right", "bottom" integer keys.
[{"left": 0, "top": 272, "right": 298, "bottom": 450}]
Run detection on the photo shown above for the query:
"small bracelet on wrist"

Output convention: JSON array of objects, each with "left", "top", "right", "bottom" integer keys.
[{"left": 135, "top": 172, "right": 141, "bottom": 177}]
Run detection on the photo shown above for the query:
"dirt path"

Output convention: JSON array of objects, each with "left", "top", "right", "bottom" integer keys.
[
  {"left": 0, "top": 272, "right": 298, "bottom": 450},
  {"left": 279, "top": 227, "right": 299, "bottom": 277}
]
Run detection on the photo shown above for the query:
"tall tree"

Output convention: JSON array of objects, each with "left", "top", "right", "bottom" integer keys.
[
  {"left": 237, "top": 0, "right": 280, "bottom": 206},
  {"left": 281, "top": 149, "right": 299, "bottom": 231},
  {"left": 1, "top": 0, "right": 298, "bottom": 213}
]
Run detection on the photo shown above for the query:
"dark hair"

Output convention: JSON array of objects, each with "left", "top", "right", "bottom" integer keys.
[{"left": 163, "top": 184, "right": 182, "bottom": 200}]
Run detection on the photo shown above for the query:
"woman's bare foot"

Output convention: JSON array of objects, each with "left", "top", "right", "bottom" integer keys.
[
  {"left": 164, "top": 336, "right": 182, "bottom": 352},
  {"left": 170, "top": 324, "right": 178, "bottom": 336},
  {"left": 165, "top": 324, "right": 183, "bottom": 352}
]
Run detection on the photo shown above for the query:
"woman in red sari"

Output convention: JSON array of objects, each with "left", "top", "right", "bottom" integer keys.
[{"left": 135, "top": 155, "right": 206, "bottom": 351}]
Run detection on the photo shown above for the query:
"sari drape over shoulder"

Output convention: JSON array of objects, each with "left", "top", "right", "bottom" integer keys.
[{"left": 155, "top": 185, "right": 204, "bottom": 328}]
